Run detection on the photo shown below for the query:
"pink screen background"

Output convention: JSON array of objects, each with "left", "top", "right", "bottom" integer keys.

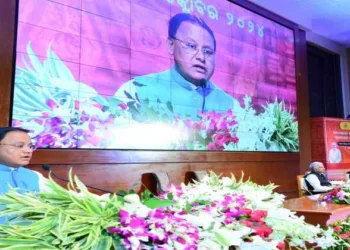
[{"left": 16, "top": 0, "right": 297, "bottom": 114}]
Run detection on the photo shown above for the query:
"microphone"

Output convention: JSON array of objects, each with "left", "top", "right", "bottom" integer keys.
[{"left": 42, "top": 164, "right": 119, "bottom": 195}]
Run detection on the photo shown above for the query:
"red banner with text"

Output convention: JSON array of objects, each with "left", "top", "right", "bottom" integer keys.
[{"left": 311, "top": 117, "right": 350, "bottom": 180}]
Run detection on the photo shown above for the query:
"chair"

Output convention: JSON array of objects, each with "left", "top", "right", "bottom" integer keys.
[
  {"left": 296, "top": 175, "right": 307, "bottom": 197},
  {"left": 151, "top": 172, "right": 170, "bottom": 194},
  {"left": 185, "top": 171, "right": 208, "bottom": 183},
  {"left": 192, "top": 171, "right": 208, "bottom": 182}
]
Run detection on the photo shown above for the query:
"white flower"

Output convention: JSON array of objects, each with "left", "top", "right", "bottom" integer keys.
[
  {"left": 124, "top": 194, "right": 140, "bottom": 204},
  {"left": 220, "top": 177, "right": 233, "bottom": 186},
  {"left": 94, "top": 193, "right": 110, "bottom": 201},
  {"left": 315, "top": 228, "right": 338, "bottom": 249},
  {"left": 122, "top": 194, "right": 151, "bottom": 217},
  {"left": 161, "top": 172, "right": 337, "bottom": 249},
  {"left": 121, "top": 202, "right": 151, "bottom": 218},
  {"left": 128, "top": 236, "right": 141, "bottom": 250},
  {"left": 215, "top": 227, "right": 251, "bottom": 246},
  {"left": 238, "top": 236, "right": 278, "bottom": 250},
  {"left": 182, "top": 212, "right": 216, "bottom": 230},
  {"left": 198, "top": 238, "right": 227, "bottom": 250}
]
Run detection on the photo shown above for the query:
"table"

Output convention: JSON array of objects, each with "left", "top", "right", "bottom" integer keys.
[{"left": 284, "top": 196, "right": 350, "bottom": 227}]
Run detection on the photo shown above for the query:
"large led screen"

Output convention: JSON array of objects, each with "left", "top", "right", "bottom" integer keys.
[{"left": 12, "top": 0, "right": 299, "bottom": 151}]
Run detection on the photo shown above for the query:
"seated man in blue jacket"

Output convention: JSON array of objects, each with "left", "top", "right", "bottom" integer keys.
[
  {"left": 0, "top": 127, "right": 47, "bottom": 223},
  {"left": 304, "top": 161, "right": 333, "bottom": 194}
]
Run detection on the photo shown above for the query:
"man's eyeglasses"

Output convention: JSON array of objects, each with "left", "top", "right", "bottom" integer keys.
[
  {"left": 172, "top": 37, "right": 215, "bottom": 59},
  {"left": 0, "top": 143, "right": 37, "bottom": 151}
]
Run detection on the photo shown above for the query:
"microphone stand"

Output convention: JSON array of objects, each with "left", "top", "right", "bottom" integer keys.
[{"left": 42, "top": 164, "right": 121, "bottom": 195}]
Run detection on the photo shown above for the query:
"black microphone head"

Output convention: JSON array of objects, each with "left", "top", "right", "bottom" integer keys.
[{"left": 42, "top": 164, "right": 51, "bottom": 171}]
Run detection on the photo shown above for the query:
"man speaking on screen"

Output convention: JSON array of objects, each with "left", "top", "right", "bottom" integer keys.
[{"left": 115, "top": 13, "right": 243, "bottom": 121}]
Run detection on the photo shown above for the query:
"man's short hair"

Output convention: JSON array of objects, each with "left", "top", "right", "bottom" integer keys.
[
  {"left": 0, "top": 127, "right": 29, "bottom": 141},
  {"left": 168, "top": 13, "right": 216, "bottom": 51},
  {"left": 309, "top": 161, "right": 323, "bottom": 170}
]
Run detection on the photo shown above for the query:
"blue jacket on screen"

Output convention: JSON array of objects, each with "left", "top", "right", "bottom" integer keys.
[{"left": 115, "top": 66, "right": 243, "bottom": 121}]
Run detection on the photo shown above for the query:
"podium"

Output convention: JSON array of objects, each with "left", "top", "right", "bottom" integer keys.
[{"left": 284, "top": 196, "right": 350, "bottom": 226}]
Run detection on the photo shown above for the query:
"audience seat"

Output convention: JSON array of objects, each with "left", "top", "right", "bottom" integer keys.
[
  {"left": 151, "top": 172, "right": 170, "bottom": 194},
  {"left": 296, "top": 174, "right": 307, "bottom": 197},
  {"left": 192, "top": 170, "right": 207, "bottom": 182}
]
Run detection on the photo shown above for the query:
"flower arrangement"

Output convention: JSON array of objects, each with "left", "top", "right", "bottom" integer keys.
[
  {"left": 0, "top": 171, "right": 124, "bottom": 249},
  {"left": 108, "top": 205, "right": 199, "bottom": 249},
  {"left": 158, "top": 173, "right": 337, "bottom": 249},
  {"left": 0, "top": 172, "right": 338, "bottom": 249},
  {"left": 323, "top": 186, "right": 350, "bottom": 205},
  {"left": 173, "top": 109, "right": 239, "bottom": 150},
  {"left": 326, "top": 216, "right": 350, "bottom": 249},
  {"left": 14, "top": 44, "right": 127, "bottom": 148},
  {"left": 13, "top": 44, "right": 299, "bottom": 151}
]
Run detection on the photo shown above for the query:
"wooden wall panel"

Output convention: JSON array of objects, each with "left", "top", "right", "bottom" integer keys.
[
  {"left": 29, "top": 160, "right": 299, "bottom": 198},
  {"left": 0, "top": 0, "right": 309, "bottom": 201},
  {"left": 295, "top": 29, "right": 313, "bottom": 174},
  {"left": 310, "top": 118, "right": 327, "bottom": 163},
  {"left": 0, "top": 0, "right": 16, "bottom": 127},
  {"left": 29, "top": 150, "right": 298, "bottom": 164}
]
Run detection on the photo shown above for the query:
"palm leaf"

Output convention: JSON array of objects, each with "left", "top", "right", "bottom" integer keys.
[{"left": 0, "top": 170, "right": 124, "bottom": 250}]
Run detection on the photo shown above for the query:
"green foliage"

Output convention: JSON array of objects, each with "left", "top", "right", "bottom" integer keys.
[
  {"left": 140, "top": 189, "right": 176, "bottom": 209},
  {"left": 140, "top": 189, "right": 154, "bottom": 201},
  {"left": 92, "top": 96, "right": 123, "bottom": 117},
  {"left": 235, "top": 96, "right": 299, "bottom": 152},
  {"left": 330, "top": 187, "right": 350, "bottom": 205},
  {"left": 125, "top": 96, "right": 174, "bottom": 123},
  {"left": 142, "top": 198, "right": 176, "bottom": 209},
  {"left": 261, "top": 98, "right": 299, "bottom": 152},
  {"left": 14, "top": 43, "right": 97, "bottom": 119},
  {"left": 0, "top": 170, "right": 124, "bottom": 250}
]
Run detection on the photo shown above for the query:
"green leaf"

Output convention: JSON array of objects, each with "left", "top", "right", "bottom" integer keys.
[
  {"left": 166, "top": 101, "right": 174, "bottom": 113},
  {"left": 0, "top": 168, "right": 122, "bottom": 250},
  {"left": 140, "top": 189, "right": 153, "bottom": 201},
  {"left": 185, "top": 202, "right": 192, "bottom": 213},
  {"left": 143, "top": 198, "right": 175, "bottom": 209},
  {"left": 46, "top": 43, "right": 75, "bottom": 81},
  {"left": 92, "top": 95, "right": 109, "bottom": 107},
  {"left": 118, "top": 190, "right": 128, "bottom": 196},
  {"left": 91, "top": 233, "right": 112, "bottom": 250},
  {"left": 112, "top": 237, "right": 125, "bottom": 250},
  {"left": 167, "top": 192, "right": 174, "bottom": 200},
  {"left": 107, "top": 96, "right": 123, "bottom": 114}
]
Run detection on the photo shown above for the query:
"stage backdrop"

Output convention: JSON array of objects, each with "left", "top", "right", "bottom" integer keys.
[
  {"left": 12, "top": 0, "right": 298, "bottom": 152},
  {"left": 311, "top": 117, "right": 350, "bottom": 180}
]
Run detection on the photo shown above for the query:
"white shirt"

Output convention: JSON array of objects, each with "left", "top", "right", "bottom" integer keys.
[
  {"left": 33, "top": 171, "right": 50, "bottom": 192},
  {"left": 305, "top": 174, "right": 333, "bottom": 192}
]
